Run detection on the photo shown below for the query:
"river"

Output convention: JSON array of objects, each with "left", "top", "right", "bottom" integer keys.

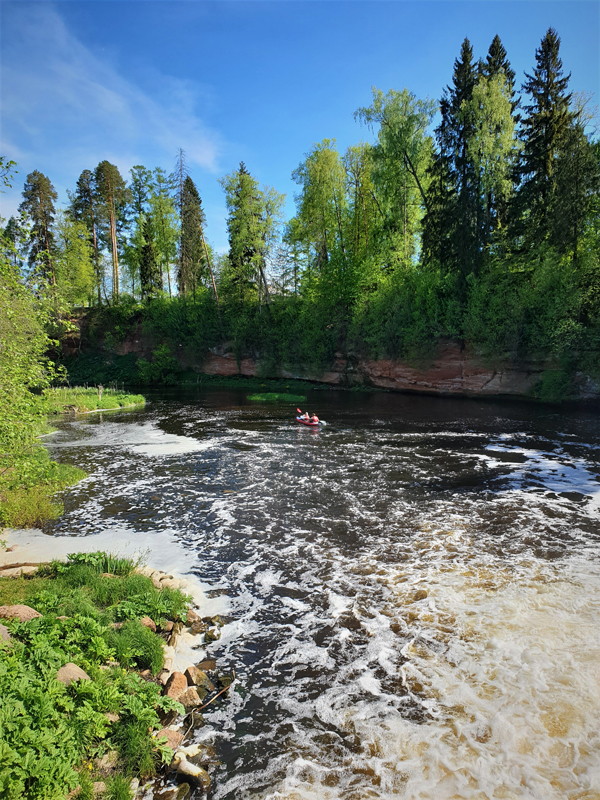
[{"left": 43, "top": 388, "right": 600, "bottom": 799}]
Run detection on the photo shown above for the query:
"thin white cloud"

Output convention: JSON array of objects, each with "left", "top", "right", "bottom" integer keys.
[{"left": 0, "top": 4, "right": 222, "bottom": 177}]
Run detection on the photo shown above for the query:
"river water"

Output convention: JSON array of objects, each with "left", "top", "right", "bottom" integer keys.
[{"left": 44, "top": 388, "right": 600, "bottom": 800}]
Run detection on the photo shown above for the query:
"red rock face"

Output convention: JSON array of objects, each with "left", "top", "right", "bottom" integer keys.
[{"left": 198, "top": 341, "right": 545, "bottom": 398}]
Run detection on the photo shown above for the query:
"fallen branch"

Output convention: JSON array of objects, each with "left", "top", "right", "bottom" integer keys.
[
  {"left": 197, "top": 670, "right": 236, "bottom": 712},
  {"left": 0, "top": 562, "right": 47, "bottom": 571}
]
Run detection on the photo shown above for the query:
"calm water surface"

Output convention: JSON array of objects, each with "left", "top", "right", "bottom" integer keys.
[{"left": 44, "top": 388, "right": 600, "bottom": 799}]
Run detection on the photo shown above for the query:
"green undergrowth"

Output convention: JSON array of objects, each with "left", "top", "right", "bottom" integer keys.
[
  {"left": 0, "top": 446, "right": 86, "bottom": 528},
  {"left": 43, "top": 387, "right": 145, "bottom": 415},
  {"left": 247, "top": 392, "right": 307, "bottom": 403},
  {"left": 0, "top": 552, "right": 190, "bottom": 799}
]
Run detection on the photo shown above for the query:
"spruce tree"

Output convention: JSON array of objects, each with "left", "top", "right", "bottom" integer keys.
[
  {"left": 68, "top": 169, "right": 102, "bottom": 303},
  {"left": 423, "top": 38, "right": 479, "bottom": 282},
  {"left": 18, "top": 170, "right": 58, "bottom": 281},
  {"left": 178, "top": 175, "right": 207, "bottom": 296},
  {"left": 139, "top": 216, "right": 161, "bottom": 298},
  {"left": 514, "top": 28, "right": 572, "bottom": 250}
]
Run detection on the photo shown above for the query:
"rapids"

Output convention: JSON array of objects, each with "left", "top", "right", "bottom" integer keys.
[{"left": 43, "top": 388, "right": 600, "bottom": 799}]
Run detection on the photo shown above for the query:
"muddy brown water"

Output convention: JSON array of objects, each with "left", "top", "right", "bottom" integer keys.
[{"left": 43, "top": 388, "right": 600, "bottom": 799}]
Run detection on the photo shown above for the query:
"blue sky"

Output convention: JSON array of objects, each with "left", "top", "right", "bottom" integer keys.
[{"left": 1, "top": 0, "right": 598, "bottom": 252}]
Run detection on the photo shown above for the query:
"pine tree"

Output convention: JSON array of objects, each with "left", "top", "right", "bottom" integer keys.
[
  {"left": 514, "top": 28, "right": 573, "bottom": 250},
  {"left": 95, "top": 161, "right": 128, "bottom": 300},
  {"left": 18, "top": 170, "right": 58, "bottom": 281}
]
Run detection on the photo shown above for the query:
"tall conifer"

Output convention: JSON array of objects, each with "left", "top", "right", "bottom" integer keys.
[{"left": 18, "top": 170, "right": 58, "bottom": 281}]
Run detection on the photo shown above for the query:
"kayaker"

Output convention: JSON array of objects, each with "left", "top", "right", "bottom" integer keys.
[
  {"left": 297, "top": 408, "right": 310, "bottom": 420},
  {"left": 311, "top": 414, "right": 319, "bottom": 423}
]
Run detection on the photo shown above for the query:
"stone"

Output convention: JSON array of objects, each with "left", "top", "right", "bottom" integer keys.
[
  {"left": 185, "top": 666, "right": 214, "bottom": 692},
  {"left": 104, "top": 712, "right": 120, "bottom": 723},
  {"left": 163, "top": 671, "right": 188, "bottom": 700},
  {"left": 139, "top": 669, "right": 153, "bottom": 680},
  {"left": 172, "top": 753, "right": 211, "bottom": 789},
  {"left": 161, "top": 578, "right": 181, "bottom": 590},
  {"left": 163, "top": 620, "right": 174, "bottom": 633},
  {"left": 204, "top": 627, "right": 220, "bottom": 643},
  {"left": 0, "top": 604, "right": 41, "bottom": 622},
  {"left": 56, "top": 663, "right": 91, "bottom": 686},
  {"left": 196, "top": 659, "right": 216, "bottom": 672},
  {"left": 178, "top": 687, "right": 202, "bottom": 711},
  {"left": 186, "top": 608, "right": 201, "bottom": 625},
  {"left": 155, "top": 728, "right": 184, "bottom": 750},
  {"left": 0, "top": 624, "right": 11, "bottom": 643},
  {"left": 189, "top": 620, "right": 208, "bottom": 635},
  {"left": 140, "top": 615, "right": 157, "bottom": 632},
  {"left": 412, "top": 589, "right": 428, "bottom": 602},
  {"left": 100, "top": 572, "right": 116, "bottom": 578},
  {"left": 92, "top": 782, "right": 106, "bottom": 795},
  {"left": 158, "top": 669, "right": 171, "bottom": 686}
]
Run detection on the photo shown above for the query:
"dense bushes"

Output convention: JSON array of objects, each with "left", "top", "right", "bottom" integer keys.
[{"left": 0, "top": 553, "right": 189, "bottom": 799}]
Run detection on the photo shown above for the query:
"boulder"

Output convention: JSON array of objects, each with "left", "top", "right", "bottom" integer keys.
[
  {"left": 57, "top": 663, "right": 91, "bottom": 686},
  {"left": 163, "top": 671, "right": 188, "bottom": 700},
  {"left": 185, "top": 666, "right": 214, "bottom": 692},
  {"left": 172, "top": 753, "right": 211, "bottom": 790},
  {"left": 140, "top": 615, "right": 157, "bottom": 632},
  {"left": 162, "top": 620, "right": 174, "bottom": 633},
  {"left": 92, "top": 782, "right": 106, "bottom": 795},
  {"left": 104, "top": 712, "right": 120, "bottom": 723},
  {"left": 0, "top": 624, "right": 11, "bottom": 643},
  {"left": 190, "top": 620, "right": 208, "bottom": 635},
  {"left": 186, "top": 608, "right": 201, "bottom": 625},
  {"left": 0, "top": 604, "right": 41, "bottom": 622},
  {"left": 161, "top": 578, "right": 181, "bottom": 590},
  {"left": 196, "top": 659, "right": 216, "bottom": 672},
  {"left": 412, "top": 589, "right": 428, "bottom": 602},
  {"left": 155, "top": 728, "right": 184, "bottom": 750},
  {"left": 178, "top": 687, "right": 202, "bottom": 712}
]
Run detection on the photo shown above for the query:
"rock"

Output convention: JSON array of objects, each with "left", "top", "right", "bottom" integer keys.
[
  {"left": 187, "top": 710, "right": 205, "bottom": 729},
  {"left": 56, "top": 663, "right": 91, "bottom": 686},
  {"left": 204, "top": 627, "right": 220, "bottom": 643},
  {"left": 140, "top": 615, "right": 157, "bottom": 632},
  {"left": 155, "top": 785, "right": 191, "bottom": 800},
  {"left": 155, "top": 728, "right": 184, "bottom": 750},
  {"left": 161, "top": 578, "right": 181, "bottom": 590},
  {"left": 92, "top": 782, "right": 106, "bottom": 795},
  {"left": 185, "top": 666, "right": 214, "bottom": 692},
  {"left": 163, "top": 620, "right": 174, "bottom": 633},
  {"left": 172, "top": 753, "right": 210, "bottom": 790},
  {"left": 139, "top": 669, "right": 153, "bottom": 681},
  {"left": 177, "top": 743, "right": 214, "bottom": 764},
  {"left": 100, "top": 572, "right": 116, "bottom": 578},
  {"left": 190, "top": 620, "right": 208, "bottom": 635},
  {"left": 0, "top": 624, "right": 11, "bottom": 643},
  {"left": 104, "top": 712, "right": 120, "bottom": 723},
  {"left": 196, "top": 659, "right": 216, "bottom": 672},
  {"left": 163, "top": 671, "right": 188, "bottom": 700},
  {"left": 152, "top": 576, "right": 163, "bottom": 589},
  {"left": 412, "top": 589, "right": 428, "bottom": 602},
  {"left": 0, "top": 604, "right": 41, "bottom": 622},
  {"left": 95, "top": 750, "right": 119, "bottom": 776},
  {"left": 178, "top": 687, "right": 202, "bottom": 711},
  {"left": 129, "top": 778, "right": 139, "bottom": 793},
  {"left": 158, "top": 669, "right": 171, "bottom": 686},
  {"left": 57, "top": 615, "right": 69, "bottom": 620},
  {"left": 186, "top": 608, "right": 201, "bottom": 625}
]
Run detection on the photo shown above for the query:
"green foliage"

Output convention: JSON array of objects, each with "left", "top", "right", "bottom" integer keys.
[
  {"left": 105, "top": 775, "right": 133, "bottom": 800},
  {"left": 247, "top": 393, "right": 306, "bottom": 403},
  {"left": 0, "top": 553, "right": 191, "bottom": 798},
  {"left": 137, "top": 343, "right": 181, "bottom": 384},
  {"left": 43, "top": 386, "right": 145, "bottom": 415},
  {"left": 534, "top": 369, "right": 574, "bottom": 403}
]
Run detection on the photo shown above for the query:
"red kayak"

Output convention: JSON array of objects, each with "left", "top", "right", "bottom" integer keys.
[{"left": 296, "top": 416, "right": 320, "bottom": 427}]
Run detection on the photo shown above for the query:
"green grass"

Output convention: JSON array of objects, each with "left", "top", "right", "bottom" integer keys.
[
  {"left": 0, "top": 552, "right": 189, "bottom": 799},
  {"left": 0, "top": 447, "right": 86, "bottom": 528},
  {"left": 247, "top": 392, "right": 307, "bottom": 403},
  {"left": 43, "top": 387, "right": 145, "bottom": 415}
]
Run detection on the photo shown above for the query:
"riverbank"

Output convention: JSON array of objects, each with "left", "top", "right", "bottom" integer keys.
[
  {"left": 0, "top": 388, "right": 146, "bottom": 530},
  {"left": 0, "top": 535, "right": 234, "bottom": 800}
]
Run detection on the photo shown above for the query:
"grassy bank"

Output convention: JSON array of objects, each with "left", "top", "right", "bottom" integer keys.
[
  {"left": 0, "top": 551, "right": 191, "bottom": 800},
  {"left": 43, "top": 387, "right": 145, "bottom": 415},
  {"left": 0, "top": 389, "right": 145, "bottom": 529}
]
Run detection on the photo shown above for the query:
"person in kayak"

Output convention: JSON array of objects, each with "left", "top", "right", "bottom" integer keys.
[
  {"left": 297, "top": 408, "right": 310, "bottom": 420},
  {"left": 311, "top": 414, "right": 319, "bottom": 423}
]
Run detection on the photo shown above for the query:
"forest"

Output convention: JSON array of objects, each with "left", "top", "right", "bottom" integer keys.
[{"left": 2, "top": 28, "right": 600, "bottom": 415}]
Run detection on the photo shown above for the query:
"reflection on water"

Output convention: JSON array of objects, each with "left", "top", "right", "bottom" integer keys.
[{"left": 45, "top": 389, "right": 600, "bottom": 799}]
